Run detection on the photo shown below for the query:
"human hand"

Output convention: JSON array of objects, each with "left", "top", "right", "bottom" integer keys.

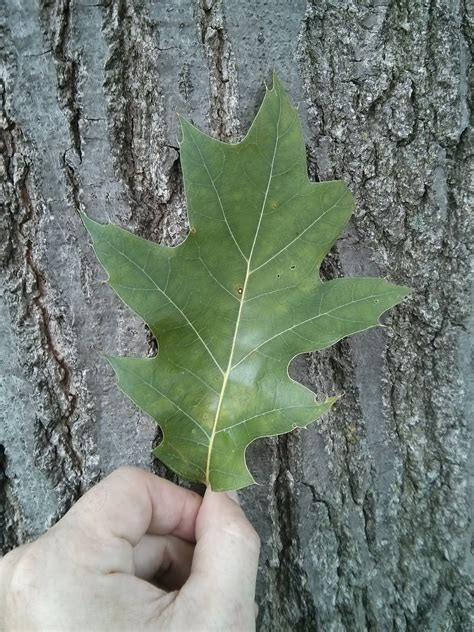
[{"left": 0, "top": 467, "right": 260, "bottom": 631}]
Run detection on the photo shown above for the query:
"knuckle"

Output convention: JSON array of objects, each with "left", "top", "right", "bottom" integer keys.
[
  {"left": 0, "top": 546, "right": 23, "bottom": 573},
  {"left": 7, "top": 545, "right": 40, "bottom": 599},
  {"left": 110, "top": 465, "right": 142, "bottom": 482},
  {"left": 100, "top": 536, "right": 133, "bottom": 570},
  {"left": 103, "top": 466, "right": 145, "bottom": 496},
  {"left": 223, "top": 518, "right": 261, "bottom": 552},
  {"left": 246, "top": 525, "right": 261, "bottom": 552}
]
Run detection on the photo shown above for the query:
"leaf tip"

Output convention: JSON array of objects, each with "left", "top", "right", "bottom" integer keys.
[
  {"left": 391, "top": 284, "right": 413, "bottom": 309},
  {"left": 80, "top": 212, "right": 110, "bottom": 242},
  {"left": 401, "top": 285, "right": 413, "bottom": 299},
  {"left": 176, "top": 114, "right": 186, "bottom": 145},
  {"left": 385, "top": 278, "right": 413, "bottom": 300},
  {"left": 80, "top": 211, "right": 95, "bottom": 233},
  {"left": 102, "top": 353, "right": 120, "bottom": 373},
  {"left": 271, "top": 69, "right": 283, "bottom": 92}
]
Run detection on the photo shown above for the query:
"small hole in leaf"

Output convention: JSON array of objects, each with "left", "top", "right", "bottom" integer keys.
[
  {"left": 374, "top": 299, "right": 379, "bottom": 304},
  {"left": 290, "top": 264, "right": 296, "bottom": 270},
  {"left": 276, "top": 273, "right": 280, "bottom": 278},
  {"left": 237, "top": 287, "right": 243, "bottom": 294}
]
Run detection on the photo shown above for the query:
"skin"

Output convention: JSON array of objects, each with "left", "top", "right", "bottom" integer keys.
[{"left": 0, "top": 467, "right": 260, "bottom": 631}]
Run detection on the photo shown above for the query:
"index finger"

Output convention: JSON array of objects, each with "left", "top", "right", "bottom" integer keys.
[{"left": 62, "top": 466, "right": 202, "bottom": 546}]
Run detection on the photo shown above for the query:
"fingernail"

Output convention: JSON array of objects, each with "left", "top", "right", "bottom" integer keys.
[{"left": 225, "top": 490, "right": 240, "bottom": 505}]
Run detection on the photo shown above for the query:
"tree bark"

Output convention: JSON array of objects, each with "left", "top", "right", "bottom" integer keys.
[{"left": 1, "top": 1, "right": 472, "bottom": 630}]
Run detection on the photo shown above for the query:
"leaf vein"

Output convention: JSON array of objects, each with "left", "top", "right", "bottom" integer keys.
[
  {"left": 104, "top": 239, "right": 224, "bottom": 375},
  {"left": 249, "top": 189, "right": 350, "bottom": 274},
  {"left": 231, "top": 291, "right": 387, "bottom": 370},
  {"left": 205, "top": 93, "right": 284, "bottom": 484},
  {"left": 188, "top": 133, "right": 248, "bottom": 262}
]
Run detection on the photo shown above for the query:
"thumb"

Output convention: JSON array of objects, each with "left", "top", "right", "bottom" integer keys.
[{"left": 182, "top": 488, "right": 260, "bottom": 628}]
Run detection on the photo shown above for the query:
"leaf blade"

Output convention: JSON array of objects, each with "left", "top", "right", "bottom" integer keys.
[{"left": 83, "top": 75, "right": 410, "bottom": 490}]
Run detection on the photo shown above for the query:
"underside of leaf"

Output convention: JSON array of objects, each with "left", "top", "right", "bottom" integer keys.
[{"left": 83, "top": 74, "right": 410, "bottom": 491}]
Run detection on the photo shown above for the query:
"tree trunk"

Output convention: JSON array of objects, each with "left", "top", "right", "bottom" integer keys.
[{"left": 1, "top": 1, "right": 472, "bottom": 629}]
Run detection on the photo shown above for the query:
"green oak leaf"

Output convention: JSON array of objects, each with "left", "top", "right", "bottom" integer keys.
[{"left": 83, "top": 74, "right": 410, "bottom": 491}]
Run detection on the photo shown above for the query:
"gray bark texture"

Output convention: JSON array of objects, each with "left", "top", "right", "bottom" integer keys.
[{"left": 1, "top": 0, "right": 472, "bottom": 630}]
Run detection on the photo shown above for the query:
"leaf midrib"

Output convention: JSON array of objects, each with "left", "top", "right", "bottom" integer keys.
[{"left": 204, "top": 94, "right": 283, "bottom": 486}]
